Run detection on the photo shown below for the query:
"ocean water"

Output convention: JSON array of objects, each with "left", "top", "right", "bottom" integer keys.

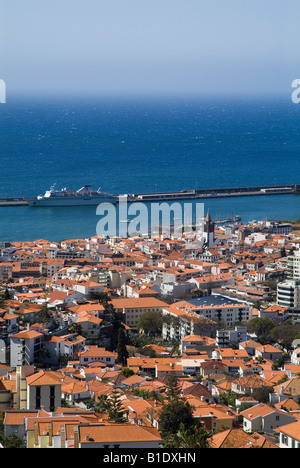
[{"left": 0, "top": 94, "right": 299, "bottom": 241}]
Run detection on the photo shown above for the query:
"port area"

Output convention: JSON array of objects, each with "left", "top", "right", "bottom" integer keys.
[
  {"left": 0, "top": 198, "right": 29, "bottom": 206},
  {"left": 121, "top": 184, "right": 300, "bottom": 202},
  {"left": 0, "top": 184, "right": 299, "bottom": 206}
]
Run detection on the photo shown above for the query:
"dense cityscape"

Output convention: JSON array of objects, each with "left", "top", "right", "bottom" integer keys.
[{"left": 0, "top": 212, "right": 300, "bottom": 449}]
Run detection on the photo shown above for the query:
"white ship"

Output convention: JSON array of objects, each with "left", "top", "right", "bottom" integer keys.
[{"left": 26, "top": 184, "right": 117, "bottom": 207}]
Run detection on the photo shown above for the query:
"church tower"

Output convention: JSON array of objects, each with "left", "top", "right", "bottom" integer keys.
[{"left": 202, "top": 210, "right": 215, "bottom": 247}]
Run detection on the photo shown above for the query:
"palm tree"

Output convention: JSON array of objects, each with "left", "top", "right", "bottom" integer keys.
[
  {"left": 165, "top": 371, "right": 181, "bottom": 402},
  {"left": 163, "top": 423, "right": 212, "bottom": 449},
  {"left": 93, "top": 393, "right": 110, "bottom": 413}
]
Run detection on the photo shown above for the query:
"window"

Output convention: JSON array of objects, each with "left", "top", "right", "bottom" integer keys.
[
  {"left": 50, "top": 386, "right": 55, "bottom": 412},
  {"left": 36, "top": 386, "right": 41, "bottom": 409}
]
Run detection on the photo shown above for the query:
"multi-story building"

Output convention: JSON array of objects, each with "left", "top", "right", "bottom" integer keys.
[
  {"left": 277, "top": 280, "right": 300, "bottom": 309},
  {"left": 186, "top": 295, "right": 252, "bottom": 327},
  {"left": 78, "top": 345, "right": 116, "bottom": 367},
  {"left": 0, "top": 263, "right": 13, "bottom": 281},
  {"left": 110, "top": 297, "right": 169, "bottom": 329},
  {"left": 162, "top": 296, "right": 251, "bottom": 341},
  {"left": 287, "top": 250, "right": 300, "bottom": 281},
  {"left": 216, "top": 326, "right": 248, "bottom": 348},
  {"left": 26, "top": 369, "right": 62, "bottom": 412},
  {"left": 43, "top": 334, "right": 86, "bottom": 365},
  {"left": 277, "top": 250, "right": 300, "bottom": 309},
  {"left": 10, "top": 329, "right": 43, "bottom": 367}
]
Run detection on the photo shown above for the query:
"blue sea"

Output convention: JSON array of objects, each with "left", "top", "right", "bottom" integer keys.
[{"left": 0, "top": 94, "right": 299, "bottom": 241}]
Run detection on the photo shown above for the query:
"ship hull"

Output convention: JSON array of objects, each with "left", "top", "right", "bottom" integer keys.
[{"left": 26, "top": 196, "right": 117, "bottom": 207}]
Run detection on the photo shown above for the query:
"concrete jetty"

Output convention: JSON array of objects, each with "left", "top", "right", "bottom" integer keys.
[{"left": 0, "top": 184, "right": 299, "bottom": 206}]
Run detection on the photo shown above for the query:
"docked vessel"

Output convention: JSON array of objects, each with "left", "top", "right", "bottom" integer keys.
[{"left": 26, "top": 184, "right": 117, "bottom": 207}]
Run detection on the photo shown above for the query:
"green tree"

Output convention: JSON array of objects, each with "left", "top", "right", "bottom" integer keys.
[
  {"left": 219, "top": 391, "right": 239, "bottom": 408},
  {"left": 4, "top": 288, "right": 12, "bottom": 301},
  {"left": 137, "top": 311, "right": 163, "bottom": 336},
  {"left": 102, "top": 304, "right": 123, "bottom": 351},
  {"left": 69, "top": 323, "right": 83, "bottom": 335},
  {"left": 163, "top": 422, "right": 211, "bottom": 449},
  {"left": 117, "top": 328, "right": 129, "bottom": 366},
  {"left": 0, "top": 410, "right": 4, "bottom": 444},
  {"left": 56, "top": 353, "right": 70, "bottom": 367},
  {"left": 159, "top": 399, "right": 196, "bottom": 438},
  {"left": 93, "top": 393, "right": 110, "bottom": 414},
  {"left": 270, "top": 323, "right": 300, "bottom": 351},
  {"left": 89, "top": 291, "right": 110, "bottom": 303},
  {"left": 2, "top": 433, "right": 23, "bottom": 448},
  {"left": 246, "top": 318, "right": 275, "bottom": 342},
  {"left": 165, "top": 371, "right": 181, "bottom": 402},
  {"left": 107, "top": 390, "right": 127, "bottom": 423},
  {"left": 252, "top": 386, "right": 274, "bottom": 404},
  {"left": 120, "top": 367, "right": 135, "bottom": 377}
]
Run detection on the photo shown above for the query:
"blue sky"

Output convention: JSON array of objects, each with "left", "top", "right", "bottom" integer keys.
[{"left": 0, "top": 0, "right": 299, "bottom": 96}]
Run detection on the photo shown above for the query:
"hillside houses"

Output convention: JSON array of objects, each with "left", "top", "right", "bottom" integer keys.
[{"left": 1, "top": 222, "right": 300, "bottom": 448}]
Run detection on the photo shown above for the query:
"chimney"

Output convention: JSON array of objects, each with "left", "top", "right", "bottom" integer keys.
[
  {"left": 60, "top": 427, "right": 66, "bottom": 449},
  {"left": 34, "top": 422, "right": 39, "bottom": 446},
  {"left": 48, "top": 423, "right": 53, "bottom": 447},
  {"left": 74, "top": 428, "right": 79, "bottom": 449}
]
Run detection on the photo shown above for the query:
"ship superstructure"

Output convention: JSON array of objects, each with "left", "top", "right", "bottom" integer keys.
[{"left": 26, "top": 184, "right": 117, "bottom": 206}]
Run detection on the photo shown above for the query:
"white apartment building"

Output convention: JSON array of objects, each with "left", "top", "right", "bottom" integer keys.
[
  {"left": 43, "top": 334, "right": 86, "bottom": 365},
  {"left": 26, "top": 369, "right": 62, "bottom": 412},
  {"left": 287, "top": 250, "right": 300, "bottom": 281},
  {"left": 277, "top": 250, "right": 300, "bottom": 309},
  {"left": 216, "top": 326, "right": 248, "bottom": 348},
  {"left": 162, "top": 296, "right": 251, "bottom": 341},
  {"left": 277, "top": 280, "right": 300, "bottom": 309},
  {"left": 10, "top": 329, "right": 44, "bottom": 367},
  {"left": 78, "top": 346, "right": 116, "bottom": 367},
  {"left": 73, "top": 281, "right": 104, "bottom": 297}
]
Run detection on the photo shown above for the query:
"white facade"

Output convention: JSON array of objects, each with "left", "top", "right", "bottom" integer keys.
[
  {"left": 10, "top": 330, "right": 43, "bottom": 367},
  {"left": 163, "top": 300, "right": 251, "bottom": 341},
  {"left": 216, "top": 326, "right": 248, "bottom": 348},
  {"left": 277, "top": 422, "right": 300, "bottom": 448},
  {"left": 27, "top": 380, "right": 61, "bottom": 412},
  {"left": 291, "top": 348, "right": 300, "bottom": 366},
  {"left": 287, "top": 250, "right": 300, "bottom": 280},
  {"left": 73, "top": 281, "right": 104, "bottom": 296},
  {"left": 78, "top": 346, "right": 116, "bottom": 367},
  {"left": 277, "top": 280, "right": 300, "bottom": 308},
  {"left": 242, "top": 406, "right": 296, "bottom": 434}
]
